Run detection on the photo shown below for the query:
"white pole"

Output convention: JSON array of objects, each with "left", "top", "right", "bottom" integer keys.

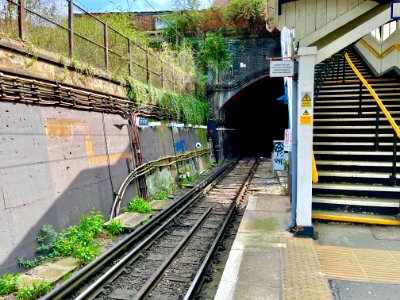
[{"left": 295, "top": 46, "right": 317, "bottom": 237}]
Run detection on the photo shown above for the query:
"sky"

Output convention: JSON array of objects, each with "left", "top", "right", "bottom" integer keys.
[{"left": 77, "top": 0, "right": 212, "bottom": 13}]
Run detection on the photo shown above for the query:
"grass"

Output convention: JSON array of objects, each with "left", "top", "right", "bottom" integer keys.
[
  {"left": 16, "top": 280, "right": 52, "bottom": 300},
  {"left": 125, "top": 197, "right": 152, "bottom": 214}
]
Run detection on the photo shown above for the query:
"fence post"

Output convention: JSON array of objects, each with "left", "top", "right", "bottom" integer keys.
[
  {"left": 104, "top": 23, "right": 109, "bottom": 72},
  {"left": 160, "top": 61, "right": 164, "bottom": 89},
  {"left": 146, "top": 50, "right": 150, "bottom": 83},
  {"left": 128, "top": 39, "right": 132, "bottom": 77},
  {"left": 68, "top": 0, "right": 74, "bottom": 59},
  {"left": 18, "top": 0, "right": 25, "bottom": 41}
]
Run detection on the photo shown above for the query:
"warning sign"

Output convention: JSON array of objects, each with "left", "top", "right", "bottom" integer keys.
[
  {"left": 300, "top": 110, "right": 312, "bottom": 125},
  {"left": 301, "top": 92, "right": 312, "bottom": 108}
]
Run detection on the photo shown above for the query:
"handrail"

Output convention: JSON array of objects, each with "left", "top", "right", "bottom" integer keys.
[
  {"left": 344, "top": 53, "right": 400, "bottom": 138},
  {"left": 344, "top": 52, "right": 399, "bottom": 186},
  {"left": 312, "top": 151, "right": 319, "bottom": 184}
]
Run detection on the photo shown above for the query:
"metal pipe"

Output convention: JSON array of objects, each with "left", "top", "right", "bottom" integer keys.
[
  {"left": 68, "top": 0, "right": 74, "bottom": 59},
  {"left": 18, "top": 0, "right": 25, "bottom": 41}
]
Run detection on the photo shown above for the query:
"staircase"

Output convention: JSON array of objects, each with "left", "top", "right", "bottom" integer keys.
[{"left": 312, "top": 48, "right": 400, "bottom": 219}]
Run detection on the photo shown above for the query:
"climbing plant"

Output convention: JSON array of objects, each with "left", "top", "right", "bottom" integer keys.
[{"left": 125, "top": 77, "right": 209, "bottom": 124}]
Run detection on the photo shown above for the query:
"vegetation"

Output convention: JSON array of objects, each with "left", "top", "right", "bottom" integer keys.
[
  {"left": 180, "top": 174, "right": 198, "bottom": 187},
  {"left": 125, "top": 77, "right": 209, "bottom": 124},
  {"left": 125, "top": 197, "right": 152, "bottom": 214},
  {"left": 16, "top": 280, "right": 52, "bottom": 300},
  {"left": 19, "top": 210, "right": 106, "bottom": 268},
  {"left": 53, "top": 210, "right": 104, "bottom": 263},
  {"left": 18, "top": 225, "right": 60, "bottom": 269},
  {"left": 106, "top": 219, "right": 125, "bottom": 236},
  {"left": 0, "top": 273, "right": 20, "bottom": 296},
  {"left": 224, "top": 0, "right": 266, "bottom": 30},
  {"left": 150, "top": 191, "right": 169, "bottom": 201}
]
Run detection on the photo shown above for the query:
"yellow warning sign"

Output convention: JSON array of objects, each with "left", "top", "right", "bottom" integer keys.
[
  {"left": 301, "top": 92, "right": 312, "bottom": 108},
  {"left": 300, "top": 110, "right": 312, "bottom": 124}
]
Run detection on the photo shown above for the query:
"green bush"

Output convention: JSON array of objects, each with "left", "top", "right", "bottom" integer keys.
[
  {"left": 125, "top": 197, "right": 152, "bottom": 214},
  {"left": 106, "top": 219, "right": 124, "bottom": 236},
  {"left": 16, "top": 280, "right": 52, "bottom": 300},
  {"left": 0, "top": 273, "right": 20, "bottom": 296}
]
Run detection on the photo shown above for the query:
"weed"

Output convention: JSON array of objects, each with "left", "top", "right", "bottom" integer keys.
[
  {"left": 125, "top": 197, "right": 152, "bottom": 214},
  {"left": 16, "top": 280, "right": 52, "bottom": 300},
  {"left": 151, "top": 191, "right": 169, "bottom": 201},
  {"left": 0, "top": 273, "right": 20, "bottom": 296},
  {"left": 61, "top": 272, "right": 72, "bottom": 282},
  {"left": 142, "top": 217, "right": 151, "bottom": 224},
  {"left": 18, "top": 225, "right": 60, "bottom": 269},
  {"left": 106, "top": 219, "right": 124, "bottom": 236},
  {"left": 281, "top": 186, "right": 289, "bottom": 196}
]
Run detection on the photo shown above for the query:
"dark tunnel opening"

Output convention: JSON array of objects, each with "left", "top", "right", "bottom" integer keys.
[{"left": 222, "top": 77, "right": 287, "bottom": 157}]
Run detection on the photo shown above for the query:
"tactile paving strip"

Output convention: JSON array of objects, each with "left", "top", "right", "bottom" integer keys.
[
  {"left": 316, "top": 245, "right": 400, "bottom": 284},
  {"left": 280, "top": 237, "right": 331, "bottom": 300}
]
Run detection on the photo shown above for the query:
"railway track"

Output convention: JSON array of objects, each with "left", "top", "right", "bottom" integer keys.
[{"left": 43, "top": 159, "right": 257, "bottom": 300}]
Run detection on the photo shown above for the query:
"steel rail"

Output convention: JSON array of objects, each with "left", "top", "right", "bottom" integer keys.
[
  {"left": 41, "top": 161, "right": 235, "bottom": 300},
  {"left": 184, "top": 159, "right": 258, "bottom": 300},
  {"left": 133, "top": 208, "right": 213, "bottom": 300}
]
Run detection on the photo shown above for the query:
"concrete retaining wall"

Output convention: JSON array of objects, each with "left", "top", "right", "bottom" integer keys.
[{"left": 0, "top": 102, "right": 211, "bottom": 275}]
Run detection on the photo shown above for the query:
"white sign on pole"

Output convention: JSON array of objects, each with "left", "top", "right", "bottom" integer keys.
[
  {"left": 273, "top": 140, "right": 285, "bottom": 171},
  {"left": 284, "top": 129, "right": 292, "bottom": 152},
  {"left": 270, "top": 60, "right": 294, "bottom": 77}
]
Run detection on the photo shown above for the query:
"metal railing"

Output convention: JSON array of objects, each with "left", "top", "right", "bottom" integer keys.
[
  {"left": 314, "top": 50, "right": 344, "bottom": 100},
  {"left": 0, "top": 0, "right": 194, "bottom": 94},
  {"left": 344, "top": 52, "right": 399, "bottom": 186}
]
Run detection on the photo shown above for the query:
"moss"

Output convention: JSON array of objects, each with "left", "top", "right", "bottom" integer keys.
[{"left": 247, "top": 219, "right": 278, "bottom": 231}]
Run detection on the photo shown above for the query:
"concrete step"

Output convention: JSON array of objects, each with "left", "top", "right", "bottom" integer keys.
[
  {"left": 312, "top": 196, "right": 399, "bottom": 208},
  {"left": 315, "top": 150, "right": 395, "bottom": 156},
  {"left": 312, "top": 182, "right": 400, "bottom": 192},
  {"left": 314, "top": 110, "right": 400, "bottom": 116},
  {"left": 314, "top": 125, "right": 394, "bottom": 130},
  {"left": 314, "top": 133, "right": 393, "bottom": 138},
  {"left": 312, "top": 210, "right": 400, "bottom": 225},
  {"left": 314, "top": 141, "right": 394, "bottom": 147},
  {"left": 316, "top": 160, "right": 400, "bottom": 167},
  {"left": 318, "top": 170, "right": 400, "bottom": 180}
]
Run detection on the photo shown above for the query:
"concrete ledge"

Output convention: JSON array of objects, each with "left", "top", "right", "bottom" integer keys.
[
  {"left": 106, "top": 212, "right": 152, "bottom": 230},
  {"left": 17, "top": 257, "right": 80, "bottom": 287}
]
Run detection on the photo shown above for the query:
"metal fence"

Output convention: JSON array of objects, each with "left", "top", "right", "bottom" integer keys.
[{"left": 0, "top": 0, "right": 194, "bottom": 94}]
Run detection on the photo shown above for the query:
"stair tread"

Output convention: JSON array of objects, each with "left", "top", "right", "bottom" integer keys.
[
  {"left": 312, "top": 196, "right": 399, "bottom": 207},
  {"left": 316, "top": 160, "right": 400, "bottom": 166},
  {"left": 314, "top": 133, "right": 393, "bottom": 137},
  {"left": 315, "top": 111, "right": 400, "bottom": 116},
  {"left": 314, "top": 125, "right": 394, "bottom": 129},
  {"left": 313, "top": 182, "right": 400, "bottom": 192},
  {"left": 318, "top": 170, "right": 400, "bottom": 179},
  {"left": 312, "top": 210, "right": 400, "bottom": 225}
]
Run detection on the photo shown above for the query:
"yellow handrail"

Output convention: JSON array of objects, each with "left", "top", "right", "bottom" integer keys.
[
  {"left": 344, "top": 52, "right": 400, "bottom": 139},
  {"left": 312, "top": 151, "right": 319, "bottom": 183}
]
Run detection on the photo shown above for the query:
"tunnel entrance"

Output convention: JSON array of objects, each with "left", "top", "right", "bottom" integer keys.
[{"left": 222, "top": 77, "right": 287, "bottom": 157}]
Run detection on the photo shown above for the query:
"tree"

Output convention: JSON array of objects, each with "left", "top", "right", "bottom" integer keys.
[
  {"left": 224, "top": 0, "right": 266, "bottom": 31},
  {"left": 197, "top": 33, "right": 231, "bottom": 83}
]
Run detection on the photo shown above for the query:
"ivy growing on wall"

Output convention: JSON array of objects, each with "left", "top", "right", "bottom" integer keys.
[{"left": 125, "top": 78, "right": 209, "bottom": 124}]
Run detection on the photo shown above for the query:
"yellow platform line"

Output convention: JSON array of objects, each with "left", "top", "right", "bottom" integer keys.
[{"left": 312, "top": 213, "right": 400, "bottom": 226}]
